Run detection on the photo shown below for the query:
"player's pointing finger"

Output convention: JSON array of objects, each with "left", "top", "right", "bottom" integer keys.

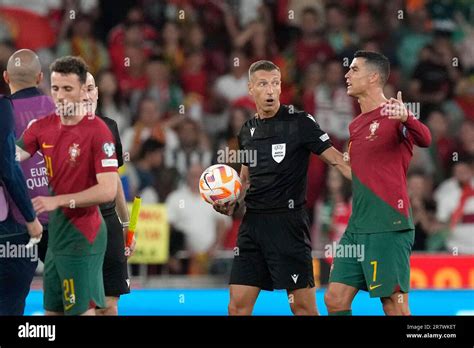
[{"left": 397, "top": 91, "right": 403, "bottom": 102}]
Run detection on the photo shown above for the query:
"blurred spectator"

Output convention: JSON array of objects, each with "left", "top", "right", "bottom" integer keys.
[
  {"left": 96, "top": 69, "right": 131, "bottom": 134},
  {"left": 183, "top": 23, "right": 226, "bottom": 81},
  {"left": 276, "top": 0, "right": 324, "bottom": 29},
  {"left": 408, "top": 44, "right": 451, "bottom": 116},
  {"left": 301, "top": 62, "right": 324, "bottom": 103},
  {"left": 130, "top": 56, "right": 183, "bottom": 116},
  {"left": 454, "top": 12, "right": 474, "bottom": 72},
  {"left": 407, "top": 170, "right": 444, "bottom": 251},
  {"left": 326, "top": 3, "right": 357, "bottom": 54},
  {"left": 453, "top": 77, "right": 474, "bottom": 122},
  {"left": 125, "top": 138, "right": 164, "bottom": 203},
  {"left": 434, "top": 157, "right": 474, "bottom": 254},
  {"left": 295, "top": 7, "right": 335, "bottom": 71},
  {"left": 159, "top": 21, "right": 185, "bottom": 74},
  {"left": 397, "top": 8, "right": 433, "bottom": 77},
  {"left": 455, "top": 120, "right": 474, "bottom": 159},
  {"left": 165, "top": 118, "right": 212, "bottom": 180},
  {"left": 303, "top": 59, "right": 355, "bottom": 148},
  {"left": 409, "top": 145, "right": 436, "bottom": 177},
  {"left": 166, "top": 164, "right": 231, "bottom": 274},
  {"left": 180, "top": 49, "right": 208, "bottom": 99},
  {"left": 117, "top": 44, "right": 149, "bottom": 98},
  {"left": 354, "top": 12, "right": 381, "bottom": 46},
  {"left": 216, "top": 106, "right": 252, "bottom": 173},
  {"left": 57, "top": 14, "right": 109, "bottom": 75},
  {"left": 122, "top": 97, "right": 178, "bottom": 161},
  {"left": 314, "top": 166, "right": 352, "bottom": 249},
  {"left": 108, "top": 7, "right": 157, "bottom": 71},
  {"left": 426, "top": 109, "right": 456, "bottom": 183},
  {"left": 213, "top": 50, "right": 249, "bottom": 104}
]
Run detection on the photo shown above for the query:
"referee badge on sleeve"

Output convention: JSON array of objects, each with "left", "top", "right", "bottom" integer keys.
[{"left": 272, "top": 143, "right": 286, "bottom": 163}]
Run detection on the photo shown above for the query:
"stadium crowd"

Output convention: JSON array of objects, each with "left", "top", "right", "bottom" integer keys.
[{"left": 0, "top": 0, "right": 473, "bottom": 275}]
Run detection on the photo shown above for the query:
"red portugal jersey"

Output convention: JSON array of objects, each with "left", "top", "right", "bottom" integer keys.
[
  {"left": 348, "top": 106, "right": 432, "bottom": 233},
  {"left": 18, "top": 114, "right": 118, "bottom": 255}
]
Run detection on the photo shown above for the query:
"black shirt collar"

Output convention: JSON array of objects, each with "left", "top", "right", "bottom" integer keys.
[{"left": 11, "top": 87, "right": 43, "bottom": 100}]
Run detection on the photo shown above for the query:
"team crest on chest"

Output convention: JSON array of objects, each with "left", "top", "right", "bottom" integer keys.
[
  {"left": 366, "top": 120, "right": 380, "bottom": 141},
  {"left": 68, "top": 143, "right": 81, "bottom": 162},
  {"left": 272, "top": 143, "right": 286, "bottom": 163}
]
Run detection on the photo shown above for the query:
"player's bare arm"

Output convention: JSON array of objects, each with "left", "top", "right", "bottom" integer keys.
[
  {"left": 213, "top": 164, "right": 249, "bottom": 216},
  {"left": 319, "top": 146, "right": 352, "bottom": 181},
  {"left": 32, "top": 172, "right": 118, "bottom": 214}
]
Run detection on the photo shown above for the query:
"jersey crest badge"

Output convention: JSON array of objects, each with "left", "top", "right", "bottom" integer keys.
[
  {"left": 272, "top": 143, "right": 286, "bottom": 163},
  {"left": 250, "top": 127, "right": 255, "bottom": 137},
  {"left": 68, "top": 143, "right": 81, "bottom": 162},
  {"left": 366, "top": 120, "right": 380, "bottom": 141},
  {"left": 103, "top": 142, "right": 116, "bottom": 158}
]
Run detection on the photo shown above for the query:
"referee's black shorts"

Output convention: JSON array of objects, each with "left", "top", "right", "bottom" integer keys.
[
  {"left": 229, "top": 209, "right": 315, "bottom": 291},
  {"left": 102, "top": 211, "right": 130, "bottom": 297}
]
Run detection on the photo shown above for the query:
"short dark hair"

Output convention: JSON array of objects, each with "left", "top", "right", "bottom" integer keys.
[
  {"left": 50, "top": 56, "right": 89, "bottom": 84},
  {"left": 138, "top": 138, "right": 165, "bottom": 160},
  {"left": 354, "top": 50, "right": 390, "bottom": 85},
  {"left": 248, "top": 60, "right": 280, "bottom": 80}
]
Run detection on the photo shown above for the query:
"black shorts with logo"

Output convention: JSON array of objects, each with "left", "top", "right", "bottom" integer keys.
[
  {"left": 102, "top": 211, "right": 130, "bottom": 297},
  {"left": 229, "top": 209, "right": 314, "bottom": 291}
]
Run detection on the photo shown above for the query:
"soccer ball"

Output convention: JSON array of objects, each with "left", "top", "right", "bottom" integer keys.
[{"left": 199, "top": 164, "right": 242, "bottom": 204}]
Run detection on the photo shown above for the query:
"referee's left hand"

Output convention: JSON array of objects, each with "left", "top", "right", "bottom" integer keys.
[{"left": 213, "top": 201, "right": 236, "bottom": 216}]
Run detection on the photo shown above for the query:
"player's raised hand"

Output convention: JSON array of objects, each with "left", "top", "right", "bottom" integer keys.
[
  {"left": 32, "top": 196, "right": 59, "bottom": 214},
  {"left": 213, "top": 201, "right": 236, "bottom": 216},
  {"left": 387, "top": 91, "right": 408, "bottom": 123}
]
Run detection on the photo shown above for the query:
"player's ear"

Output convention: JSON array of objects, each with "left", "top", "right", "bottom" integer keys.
[
  {"left": 3, "top": 70, "right": 9, "bottom": 84},
  {"left": 36, "top": 71, "right": 43, "bottom": 85},
  {"left": 369, "top": 71, "right": 379, "bottom": 84}
]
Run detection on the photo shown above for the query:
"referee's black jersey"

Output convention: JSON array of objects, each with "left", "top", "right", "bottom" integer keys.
[
  {"left": 99, "top": 115, "right": 124, "bottom": 215},
  {"left": 238, "top": 104, "right": 332, "bottom": 213}
]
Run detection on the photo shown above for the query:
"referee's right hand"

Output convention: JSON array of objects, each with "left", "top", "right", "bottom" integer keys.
[{"left": 212, "top": 201, "right": 236, "bottom": 216}]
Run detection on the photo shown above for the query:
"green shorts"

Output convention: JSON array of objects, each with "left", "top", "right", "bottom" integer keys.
[
  {"left": 43, "top": 249, "right": 106, "bottom": 315},
  {"left": 328, "top": 229, "right": 414, "bottom": 298}
]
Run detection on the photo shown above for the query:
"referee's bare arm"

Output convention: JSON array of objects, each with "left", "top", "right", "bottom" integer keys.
[
  {"left": 319, "top": 147, "right": 352, "bottom": 181},
  {"left": 213, "top": 165, "right": 249, "bottom": 216}
]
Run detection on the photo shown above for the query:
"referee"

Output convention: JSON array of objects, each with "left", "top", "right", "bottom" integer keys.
[
  {"left": 214, "top": 60, "right": 351, "bottom": 315},
  {"left": 84, "top": 72, "right": 133, "bottom": 315}
]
